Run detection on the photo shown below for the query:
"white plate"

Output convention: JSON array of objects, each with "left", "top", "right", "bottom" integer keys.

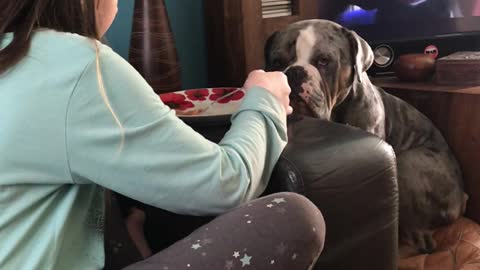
[{"left": 159, "top": 87, "right": 245, "bottom": 117}]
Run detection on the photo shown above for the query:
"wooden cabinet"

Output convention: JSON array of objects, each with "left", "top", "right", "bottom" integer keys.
[
  {"left": 204, "top": 0, "right": 320, "bottom": 87},
  {"left": 373, "top": 77, "right": 480, "bottom": 222}
]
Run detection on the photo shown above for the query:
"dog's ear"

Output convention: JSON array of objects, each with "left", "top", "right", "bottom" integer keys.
[
  {"left": 346, "top": 30, "right": 374, "bottom": 84},
  {"left": 264, "top": 31, "right": 279, "bottom": 69}
]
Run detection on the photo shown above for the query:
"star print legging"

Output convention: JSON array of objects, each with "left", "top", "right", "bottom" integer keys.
[{"left": 123, "top": 192, "right": 325, "bottom": 270}]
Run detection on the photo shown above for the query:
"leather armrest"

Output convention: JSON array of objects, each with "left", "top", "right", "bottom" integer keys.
[
  {"left": 281, "top": 115, "right": 399, "bottom": 270},
  {"left": 263, "top": 156, "right": 306, "bottom": 195}
]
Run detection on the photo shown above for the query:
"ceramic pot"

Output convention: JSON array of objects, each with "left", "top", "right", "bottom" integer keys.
[
  {"left": 129, "top": 0, "right": 182, "bottom": 94},
  {"left": 393, "top": 53, "right": 436, "bottom": 82}
]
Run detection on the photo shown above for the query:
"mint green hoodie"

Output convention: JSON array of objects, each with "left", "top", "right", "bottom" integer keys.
[{"left": 0, "top": 30, "right": 287, "bottom": 269}]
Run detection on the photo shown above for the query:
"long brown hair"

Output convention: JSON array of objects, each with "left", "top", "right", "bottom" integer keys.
[{"left": 0, "top": 0, "right": 99, "bottom": 74}]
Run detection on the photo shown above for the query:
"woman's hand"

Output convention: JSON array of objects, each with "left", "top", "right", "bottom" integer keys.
[{"left": 243, "top": 70, "right": 293, "bottom": 115}]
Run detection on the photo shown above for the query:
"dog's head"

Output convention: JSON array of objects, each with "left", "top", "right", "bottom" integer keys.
[{"left": 264, "top": 19, "right": 374, "bottom": 119}]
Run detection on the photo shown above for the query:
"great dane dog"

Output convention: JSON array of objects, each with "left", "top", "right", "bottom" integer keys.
[{"left": 264, "top": 19, "right": 467, "bottom": 255}]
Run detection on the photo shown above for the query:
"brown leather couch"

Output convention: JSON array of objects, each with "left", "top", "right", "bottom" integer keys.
[{"left": 105, "top": 115, "right": 399, "bottom": 270}]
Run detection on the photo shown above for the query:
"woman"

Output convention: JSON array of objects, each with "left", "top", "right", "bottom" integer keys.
[{"left": 0, "top": 0, "right": 325, "bottom": 269}]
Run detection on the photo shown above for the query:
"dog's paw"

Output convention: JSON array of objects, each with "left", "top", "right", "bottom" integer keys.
[
  {"left": 414, "top": 231, "right": 437, "bottom": 254},
  {"left": 400, "top": 230, "right": 437, "bottom": 256},
  {"left": 462, "top": 192, "right": 469, "bottom": 215}
]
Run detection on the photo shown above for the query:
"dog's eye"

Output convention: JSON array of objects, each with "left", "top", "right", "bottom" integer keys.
[{"left": 316, "top": 57, "right": 330, "bottom": 67}]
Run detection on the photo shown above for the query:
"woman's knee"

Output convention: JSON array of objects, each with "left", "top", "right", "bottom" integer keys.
[
  {"left": 262, "top": 192, "right": 325, "bottom": 222},
  {"left": 254, "top": 192, "right": 326, "bottom": 252}
]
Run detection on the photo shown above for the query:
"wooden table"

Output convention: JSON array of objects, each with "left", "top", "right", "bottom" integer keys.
[{"left": 371, "top": 76, "right": 480, "bottom": 222}]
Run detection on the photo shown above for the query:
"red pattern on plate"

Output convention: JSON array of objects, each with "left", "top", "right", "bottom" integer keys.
[
  {"left": 209, "top": 88, "right": 245, "bottom": 104},
  {"left": 159, "top": 93, "right": 195, "bottom": 111},
  {"left": 159, "top": 88, "right": 245, "bottom": 116},
  {"left": 185, "top": 89, "right": 210, "bottom": 101}
]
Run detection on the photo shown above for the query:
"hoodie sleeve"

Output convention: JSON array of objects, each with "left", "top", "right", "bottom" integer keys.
[{"left": 65, "top": 45, "right": 287, "bottom": 215}]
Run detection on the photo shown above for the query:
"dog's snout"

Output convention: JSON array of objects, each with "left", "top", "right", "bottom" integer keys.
[{"left": 285, "top": 66, "right": 308, "bottom": 92}]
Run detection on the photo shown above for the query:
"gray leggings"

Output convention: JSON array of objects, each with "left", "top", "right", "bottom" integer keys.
[{"left": 123, "top": 192, "right": 325, "bottom": 270}]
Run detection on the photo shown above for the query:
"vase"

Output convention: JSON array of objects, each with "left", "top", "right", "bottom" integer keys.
[{"left": 129, "top": 0, "right": 182, "bottom": 94}]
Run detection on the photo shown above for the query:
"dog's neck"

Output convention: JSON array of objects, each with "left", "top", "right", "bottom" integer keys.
[
  {"left": 333, "top": 75, "right": 377, "bottom": 112},
  {"left": 349, "top": 75, "right": 376, "bottom": 101}
]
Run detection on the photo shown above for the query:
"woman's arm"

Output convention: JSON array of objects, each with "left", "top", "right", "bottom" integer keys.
[{"left": 65, "top": 45, "right": 287, "bottom": 215}]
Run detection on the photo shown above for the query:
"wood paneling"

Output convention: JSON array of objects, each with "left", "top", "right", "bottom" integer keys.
[
  {"left": 204, "top": 0, "right": 244, "bottom": 87},
  {"left": 373, "top": 77, "right": 480, "bottom": 223},
  {"left": 241, "top": 1, "right": 264, "bottom": 74}
]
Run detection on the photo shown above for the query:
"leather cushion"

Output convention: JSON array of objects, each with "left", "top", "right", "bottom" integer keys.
[{"left": 399, "top": 217, "right": 480, "bottom": 270}]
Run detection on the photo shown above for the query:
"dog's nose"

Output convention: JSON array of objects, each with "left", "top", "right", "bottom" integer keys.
[{"left": 285, "top": 66, "right": 308, "bottom": 92}]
